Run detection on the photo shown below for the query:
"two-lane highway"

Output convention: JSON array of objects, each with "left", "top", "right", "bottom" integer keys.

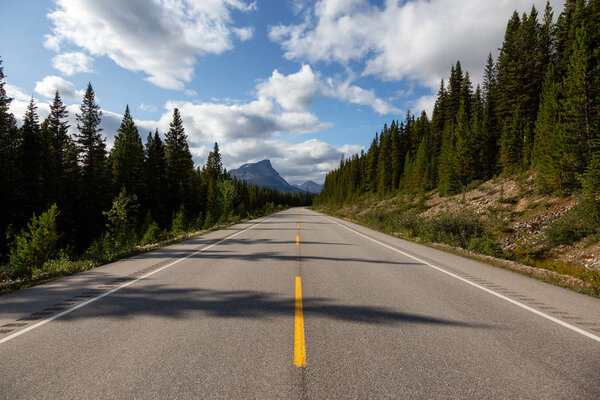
[{"left": 1, "top": 208, "right": 599, "bottom": 399}]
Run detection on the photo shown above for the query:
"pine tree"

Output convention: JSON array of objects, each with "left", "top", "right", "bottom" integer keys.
[
  {"left": 18, "top": 97, "right": 48, "bottom": 223},
  {"left": 165, "top": 108, "right": 194, "bottom": 215},
  {"left": 376, "top": 131, "right": 392, "bottom": 196},
  {"left": 75, "top": 83, "right": 110, "bottom": 245},
  {"left": 561, "top": 24, "right": 593, "bottom": 171},
  {"left": 0, "top": 58, "right": 20, "bottom": 256},
  {"left": 110, "top": 105, "right": 145, "bottom": 199},
  {"left": 144, "top": 130, "right": 168, "bottom": 226},
  {"left": 366, "top": 133, "right": 379, "bottom": 192},
  {"left": 45, "top": 91, "right": 80, "bottom": 245},
  {"left": 499, "top": 107, "right": 524, "bottom": 173}
]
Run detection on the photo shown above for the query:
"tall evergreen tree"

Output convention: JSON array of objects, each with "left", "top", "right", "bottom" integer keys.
[
  {"left": 75, "top": 83, "right": 110, "bottom": 245},
  {"left": 0, "top": 58, "right": 20, "bottom": 255},
  {"left": 18, "top": 97, "right": 47, "bottom": 223},
  {"left": 143, "top": 130, "right": 168, "bottom": 226},
  {"left": 45, "top": 91, "right": 80, "bottom": 245},
  {"left": 110, "top": 105, "right": 145, "bottom": 199},
  {"left": 165, "top": 108, "right": 194, "bottom": 216}
]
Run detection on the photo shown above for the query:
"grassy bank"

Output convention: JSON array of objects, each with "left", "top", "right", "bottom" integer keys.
[{"left": 314, "top": 178, "right": 600, "bottom": 297}]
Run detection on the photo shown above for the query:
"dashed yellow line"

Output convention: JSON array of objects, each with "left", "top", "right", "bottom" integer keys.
[
  {"left": 294, "top": 276, "right": 306, "bottom": 367},
  {"left": 296, "top": 235, "right": 299, "bottom": 245}
]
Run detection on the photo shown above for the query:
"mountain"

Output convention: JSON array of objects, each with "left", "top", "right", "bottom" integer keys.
[
  {"left": 295, "top": 181, "right": 323, "bottom": 194},
  {"left": 229, "top": 159, "right": 303, "bottom": 193}
]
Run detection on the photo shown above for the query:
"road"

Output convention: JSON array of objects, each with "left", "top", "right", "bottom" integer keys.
[{"left": 1, "top": 208, "right": 599, "bottom": 399}]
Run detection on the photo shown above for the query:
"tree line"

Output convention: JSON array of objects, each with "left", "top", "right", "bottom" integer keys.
[
  {"left": 316, "top": 0, "right": 600, "bottom": 206},
  {"left": 0, "top": 65, "right": 312, "bottom": 264}
]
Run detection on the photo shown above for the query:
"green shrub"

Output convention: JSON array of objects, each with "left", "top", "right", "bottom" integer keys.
[
  {"left": 104, "top": 188, "right": 139, "bottom": 251},
  {"left": 43, "top": 254, "right": 91, "bottom": 274},
  {"left": 170, "top": 208, "right": 187, "bottom": 236},
  {"left": 83, "top": 235, "right": 111, "bottom": 265},
  {"left": 141, "top": 221, "right": 162, "bottom": 245},
  {"left": 9, "top": 205, "right": 61, "bottom": 278},
  {"left": 545, "top": 200, "right": 600, "bottom": 246}
]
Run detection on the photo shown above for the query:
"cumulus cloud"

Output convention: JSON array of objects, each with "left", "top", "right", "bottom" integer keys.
[
  {"left": 52, "top": 51, "right": 93, "bottom": 75},
  {"left": 257, "top": 64, "right": 398, "bottom": 115},
  {"left": 271, "top": 0, "right": 563, "bottom": 88},
  {"left": 34, "top": 75, "right": 84, "bottom": 100},
  {"left": 45, "top": 0, "right": 256, "bottom": 89},
  {"left": 139, "top": 103, "right": 158, "bottom": 112},
  {"left": 256, "top": 64, "right": 319, "bottom": 112},
  {"left": 222, "top": 138, "right": 362, "bottom": 184},
  {"left": 151, "top": 97, "right": 330, "bottom": 144},
  {"left": 320, "top": 77, "right": 401, "bottom": 114}
]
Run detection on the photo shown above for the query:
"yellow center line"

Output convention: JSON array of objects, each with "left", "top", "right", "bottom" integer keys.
[
  {"left": 296, "top": 235, "right": 299, "bottom": 245},
  {"left": 297, "top": 224, "right": 300, "bottom": 229},
  {"left": 294, "top": 276, "right": 306, "bottom": 367}
]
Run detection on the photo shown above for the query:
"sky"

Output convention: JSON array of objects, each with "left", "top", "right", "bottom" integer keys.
[{"left": 0, "top": 0, "right": 563, "bottom": 184}]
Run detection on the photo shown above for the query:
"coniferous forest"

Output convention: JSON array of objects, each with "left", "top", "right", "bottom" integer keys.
[
  {"left": 316, "top": 1, "right": 600, "bottom": 206},
  {"left": 0, "top": 64, "right": 311, "bottom": 282}
]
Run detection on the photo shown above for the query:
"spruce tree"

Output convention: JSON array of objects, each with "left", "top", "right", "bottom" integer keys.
[
  {"left": 18, "top": 97, "right": 47, "bottom": 223},
  {"left": 110, "top": 105, "right": 145, "bottom": 199},
  {"left": 0, "top": 58, "right": 20, "bottom": 256},
  {"left": 144, "top": 130, "right": 168, "bottom": 226},
  {"left": 45, "top": 91, "right": 80, "bottom": 245},
  {"left": 165, "top": 108, "right": 194, "bottom": 216},
  {"left": 75, "top": 82, "right": 110, "bottom": 245}
]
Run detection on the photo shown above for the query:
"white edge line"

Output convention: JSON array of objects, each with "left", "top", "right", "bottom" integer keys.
[
  {"left": 0, "top": 215, "right": 274, "bottom": 345},
  {"left": 325, "top": 216, "right": 600, "bottom": 343}
]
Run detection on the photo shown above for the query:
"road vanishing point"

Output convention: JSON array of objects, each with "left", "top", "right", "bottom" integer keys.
[{"left": 1, "top": 208, "right": 599, "bottom": 399}]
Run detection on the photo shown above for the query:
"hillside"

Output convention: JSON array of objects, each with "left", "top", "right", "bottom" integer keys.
[
  {"left": 315, "top": 173, "right": 600, "bottom": 296},
  {"left": 229, "top": 160, "right": 303, "bottom": 194}
]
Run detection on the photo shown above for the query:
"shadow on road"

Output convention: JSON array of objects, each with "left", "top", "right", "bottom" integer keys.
[{"left": 53, "top": 284, "right": 490, "bottom": 329}]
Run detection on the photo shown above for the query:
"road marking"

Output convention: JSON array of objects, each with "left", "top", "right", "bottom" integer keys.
[
  {"left": 297, "top": 224, "right": 300, "bottom": 229},
  {"left": 294, "top": 276, "right": 307, "bottom": 367},
  {"left": 326, "top": 216, "right": 600, "bottom": 343},
  {"left": 0, "top": 216, "right": 274, "bottom": 345},
  {"left": 296, "top": 235, "right": 299, "bottom": 245}
]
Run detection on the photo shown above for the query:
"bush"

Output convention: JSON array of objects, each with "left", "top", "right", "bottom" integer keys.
[
  {"left": 104, "top": 188, "right": 139, "bottom": 251},
  {"left": 141, "top": 221, "right": 163, "bottom": 245},
  {"left": 9, "top": 205, "right": 61, "bottom": 278},
  {"left": 545, "top": 200, "right": 600, "bottom": 246},
  {"left": 170, "top": 209, "right": 187, "bottom": 236},
  {"left": 83, "top": 235, "right": 112, "bottom": 265}
]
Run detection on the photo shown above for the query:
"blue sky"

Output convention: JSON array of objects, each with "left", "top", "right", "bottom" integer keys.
[{"left": 0, "top": 0, "right": 562, "bottom": 184}]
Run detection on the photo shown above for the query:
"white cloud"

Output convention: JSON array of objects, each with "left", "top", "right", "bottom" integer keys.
[
  {"left": 256, "top": 64, "right": 319, "bottom": 112},
  {"left": 271, "top": 0, "right": 563, "bottom": 89},
  {"left": 52, "top": 51, "right": 93, "bottom": 75},
  {"left": 185, "top": 89, "right": 198, "bottom": 97},
  {"left": 320, "top": 77, "right": 400, "bottom": 115},
  {"left": 34, "top": 75, "right": 84, "bottom": 100},
  {"left": 45, "top": 0, "right": 256, "bottom": 89},
  {"left": 257, "top": 64, "right": 398, "bottom": 115},
  {"left": 151, "top": 97, "right": 330, "bottom": 144},
  {"left": 139, "top": 103, "right": 158, "bottom": 112}
]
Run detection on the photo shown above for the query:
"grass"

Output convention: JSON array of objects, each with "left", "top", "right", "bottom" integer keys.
[{"left": 315, "top": 197, "right": 600, "bottom": 297}]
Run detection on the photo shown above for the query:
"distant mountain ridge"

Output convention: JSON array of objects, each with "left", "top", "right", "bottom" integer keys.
[
  {"left": 295, "top": 181, "right": 323, "bottom": 194},
  {"left": 229, "top": 160, "right": 303, "bottom": 193}
]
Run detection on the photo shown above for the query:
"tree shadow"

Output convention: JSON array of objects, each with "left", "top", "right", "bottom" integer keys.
[{"left": 56, "top": 284, "right": 490, "bottom": 329}]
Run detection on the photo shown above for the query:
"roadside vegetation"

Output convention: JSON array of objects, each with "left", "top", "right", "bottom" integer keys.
[{"left": 315, "top": 1, "right": 600, "bottom": 296}]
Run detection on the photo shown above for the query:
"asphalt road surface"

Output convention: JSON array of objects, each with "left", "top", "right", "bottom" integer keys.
[{"left": 1, "top": 208, "right": 599, "bottom": 399}]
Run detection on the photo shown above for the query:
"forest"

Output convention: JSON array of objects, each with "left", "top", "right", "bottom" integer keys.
[
  {"left": 316, "top": 0, "right": 599, "bottom": 207},
  {"left": 0, "top": 67, "right": 311, "bottom": 282}
]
